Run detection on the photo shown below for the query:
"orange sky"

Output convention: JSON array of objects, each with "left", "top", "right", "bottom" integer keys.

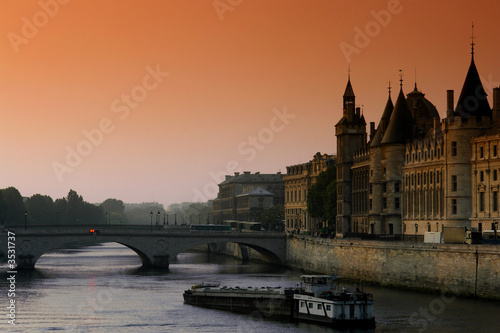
[{"left": 1, "top": 0, "right": 500, "bottom": 207}]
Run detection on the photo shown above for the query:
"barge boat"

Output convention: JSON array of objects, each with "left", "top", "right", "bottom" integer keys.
[{"left": 183, "top": 274, "right": 375, "bottom": 328}]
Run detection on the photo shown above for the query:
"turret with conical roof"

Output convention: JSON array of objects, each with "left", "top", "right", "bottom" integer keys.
[
  {"left": 454, "top": 43, "right": 491, "bottom": 119},
  {"left": 381, "top": 86, "right": 414, "bottom": 145},
  {"left": 370, "top": 91, "right": 394, "bottom": 148}
]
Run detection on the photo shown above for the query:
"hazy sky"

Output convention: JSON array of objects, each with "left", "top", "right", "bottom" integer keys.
[{"left": 1, "top": 0, "right": 499, "bottom": 207}]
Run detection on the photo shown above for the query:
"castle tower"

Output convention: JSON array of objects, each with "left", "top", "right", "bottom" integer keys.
[
  {"left": 444, "top": 41, "right": 492, "bottom": 228},
  {"left": 368, "top": 88, "right": 393, "bottom": 234},
  {"left": 378, "top": 80, "right": 414, "bottom": 235},
  {"left": 335, "top": 75, "right": 367, "bottom": 236}
]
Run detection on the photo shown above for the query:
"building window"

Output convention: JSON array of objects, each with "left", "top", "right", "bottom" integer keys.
[
  {"left": 427, "top": 222, "right": 431, "bottom": 232},
  {"left": 395, "top": 197, "right": 400, "bottom": 209},
  {"left": 383, "top": 197, "right": 387, "bottom": 209},
  {"left": 493, "top": 192, "right": 498, "bottom": 212},
  {"left": 451, "top": 175, "right": 457, "bottom": 192},
  {"left": 480, "top": 171, "right": 484, "bottom": 182},
  {"left": 451, "top": 199, "right": 457, "bottom": 214},
  {"left": 480, "top": 146, "right": 484, "bottom": 158},
  {"left": 451, "top": 141, "right": 457, "bottom": 157},
  {"left": 395, "top": 182, "right": 400, "bottom": 193},
  {"left": 494, "top": 145, "right": 498, "bottom": 157},
  {"left": 369, "top": 199, "right": 372, "bottom": 210},
  {"left": 437, "top": 171, "right": 440, "bottom": 184},
  {"left": 384, "top": 167, "right": 387, "bottom": 175},
  {"left": 478, "top": 223, "right": 482, "bottom": 233},
  {"left": 480, "top": 192, "right": 485, "bottom": 212},
  {"left": 382, "top": 182, "right": 387, "bottom": 193},
  {"left": 494, "top": 170, "right": 498, "bottom": 181}
]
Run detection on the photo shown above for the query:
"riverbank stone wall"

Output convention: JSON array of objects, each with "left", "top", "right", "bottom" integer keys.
[{"left": 285, "top": 235, "right": 500, "bottom": 300}]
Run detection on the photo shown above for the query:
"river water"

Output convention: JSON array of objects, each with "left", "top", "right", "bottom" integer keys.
[{"left": 1, "top": 243, "right": 499, "bottom": 332}]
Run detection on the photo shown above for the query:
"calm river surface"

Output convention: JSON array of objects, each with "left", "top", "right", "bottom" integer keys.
[{"left": 1, "top": 243, "right": 499, "bottom": 332}]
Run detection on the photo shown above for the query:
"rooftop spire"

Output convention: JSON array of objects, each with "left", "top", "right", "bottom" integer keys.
[
  {"left": 414, "top": 67, "right": 418, "bottom": 90},
  {"left": 388, "top": 81, "right": 391, "bottom": 95},
  {"left": 471, "top": 22, "right": 475, "bottom": 56},
  {"left": 399, "top": 69, "right": 404, "bottom": 89}
]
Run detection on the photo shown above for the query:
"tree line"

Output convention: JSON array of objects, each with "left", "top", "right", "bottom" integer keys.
[{"left": 0, "top": 187, "right": 107, "bottom": 227}]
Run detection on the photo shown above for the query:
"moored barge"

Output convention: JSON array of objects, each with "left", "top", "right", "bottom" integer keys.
[
  {"left": 183, "top": 283, "right": 297, "bottom": 320},
  {"left": 183, "top": 275, "right": 375, "bottom": 328}
]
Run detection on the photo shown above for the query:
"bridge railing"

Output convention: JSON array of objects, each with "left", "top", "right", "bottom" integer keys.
[{"left": 2, "top": 224, "right": 183, "bottom": 230}]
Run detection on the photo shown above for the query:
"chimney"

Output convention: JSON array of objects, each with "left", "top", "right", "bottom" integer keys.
[
  {"left": 369, "top": 122, "right": 376, "bottom": 141},
  {"left": 234, "top": 172, "right": 240, "bottom": 177},
  {"left": 446, "top": 90, "right": 454, "bottom": 118},
  {"left": 493, "top": 87, "right": 500, "bottom": 120},
  {"left": 355, "top": 107, "right": 361, "bottom": 117}
]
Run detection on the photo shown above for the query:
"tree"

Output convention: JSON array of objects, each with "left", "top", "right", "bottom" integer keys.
[
  {"left": 307, "top": 165, "right": 337, "bottom": 234},
  {"left": 100, "top": 198, "right": 127, "bottom": 224},
  {"left": 249, "top": 205, "right": 284, "bottom": 231},
  {"left": 26, "top": 194, "right": 55, "bottom": 225},
  {"left": 0, "top": 187, "right": 26, "bottom": 226}
]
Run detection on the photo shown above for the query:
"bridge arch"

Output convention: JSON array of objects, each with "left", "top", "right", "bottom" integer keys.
[{"left": 2, "top": 229, "right": 286, "bottom": 270}]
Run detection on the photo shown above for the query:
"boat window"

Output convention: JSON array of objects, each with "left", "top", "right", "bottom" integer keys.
[
  {"left": 317, "top": 304, "right": 322, "bottom": 310},
  {"left": 309, "top": 303, "right": 313, "bottom": 309},
  {"left": 300, "top": 302, "right": 305, "bottom": 308},
  {"left": 326, "top": 305, "right": 331, "bottom": 311},
  {"left": 350, "top": 305, "right": 355, "bottom": 318}
]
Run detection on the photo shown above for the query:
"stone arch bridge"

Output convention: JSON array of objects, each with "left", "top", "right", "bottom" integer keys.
[{"left": 0, "top": 227, "right": 287, "bottom": 269}]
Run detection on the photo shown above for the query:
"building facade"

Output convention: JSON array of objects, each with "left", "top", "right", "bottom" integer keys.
[
  {"left": 336, "top": 46, "right": 500, "bottom": 237},
  {"left": 212, "top": 171, "right": 284, "bottom": 223},
  {"left": 284, "top": 152, "right": 336, "bottom": 234}
]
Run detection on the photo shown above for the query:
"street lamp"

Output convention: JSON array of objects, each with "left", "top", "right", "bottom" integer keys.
[
  {"left": 24, "top": 210, "right": 28, "bottom": 230},
  {"left": 157, "top": 211, "right": 160, "bottom": 227},
  {"left": 150, "top": 211, "right": 153, "bottom": 231},
  {"left": 494, "top": 222, "right": 498, "bottom": 245}
]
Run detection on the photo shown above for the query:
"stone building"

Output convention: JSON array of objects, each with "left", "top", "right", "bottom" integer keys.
[
  {"left": 212, "top": 171, "right": 284, "bottom": 223},
  {"left": 284, "top": 152, "right": 336, "bottom": 233},
  {"left": 336, "top": 43, "right": 500, "bottom": 237}
]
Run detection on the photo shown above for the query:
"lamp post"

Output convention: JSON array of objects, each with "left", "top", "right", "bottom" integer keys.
[
  {"left": 494, "top": 222, "right": 498, "bottom": 245},
  {"left": 150, "top": 211, "right": 153, "bottom": 231},
  {"left": 24, "top": 210, "right": 28, "bottom": 230},
  {"left": 157, "top": 211, "right": 160, "bottom": 227}
]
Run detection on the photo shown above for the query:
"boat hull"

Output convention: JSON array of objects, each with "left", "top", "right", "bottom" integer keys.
[{"left": 183, "top": 291, "right": 293, "bottom": 320}]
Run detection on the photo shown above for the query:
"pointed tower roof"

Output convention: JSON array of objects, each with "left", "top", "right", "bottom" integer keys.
[
  {"left": 370, "top": 93, "right": 394, "bottom": 147},
  {"left": 454, "top": 55, "right": 491, "bottom": 118},
  {"left": 343, "top": 77, "right": 355, "bottom": 97},
  {"left": 381, "top": 88, "right": 414, "bottom": 145}
]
